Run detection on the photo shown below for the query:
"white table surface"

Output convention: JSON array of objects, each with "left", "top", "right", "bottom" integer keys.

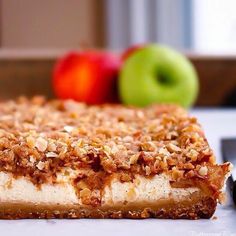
[{"left": 1, "top": 109, "right": 236, "bottom": 236}]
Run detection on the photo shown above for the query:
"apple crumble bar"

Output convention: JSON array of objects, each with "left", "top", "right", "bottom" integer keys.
[{"left": 0, "top": 97, "right": 231, "bottom": 219}]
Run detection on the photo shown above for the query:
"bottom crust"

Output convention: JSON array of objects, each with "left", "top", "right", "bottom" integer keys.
[{"left": 0, "top": 197, "right": 216, "bottom": 220}]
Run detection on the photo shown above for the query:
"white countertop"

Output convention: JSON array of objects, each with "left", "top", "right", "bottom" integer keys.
[{"left": 1, "top": 109, "right": 236, "bottom": 236}]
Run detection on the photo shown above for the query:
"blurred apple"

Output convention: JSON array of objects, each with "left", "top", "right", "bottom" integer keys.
[
  {"left": 53, "top": 51, "right": 121, "bottom": 104},
  {"left": 121, "top": 44, "right": 144, "bottom": 61},
  {"left": 119, "top": 44, "right": 199, "bottom": 108}
]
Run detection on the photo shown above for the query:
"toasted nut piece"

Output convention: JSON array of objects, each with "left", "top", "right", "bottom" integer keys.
[
  {"left": 159, "top": 147, "right": 170, "bottom": 156},
  {"left": 123, "top": 136, "right": 133, "bottom": 142},
  {"left": 35, "top": 137, "right": 48, "bottom": 152},
  {"left": 120, "top": 173, "right": 132, "bottom": 182},
  {"left": 130, "top": 154, "right": 139, "bottom": 165},
  {"left": 167, "top": 143, "right": 181, "bottom": 153},
  {"left": 141, "top": 142, "right": 156, "bottom": 151},
  {"left": 64, "top": 125, "right": 74, "bottom": 133},
  {"left": 198, "top": 166, "right": 208, "bottom": 176},
  {"left": 111, "top": 145, "right": 119, "bottom": 154},
  {"left": 103, "top": 145, "right": 111, "bottom": 154},
  {"left": 26, "top": 136, "right": 35, "bottom": 149},
  {"left": 36, "top": 161, "right": 45, "bottom": 170},
  {"left": 167, "top": 158, "right": 177, "bottom": 166},
  {"left": 46, "top": 152, "right": 58, "bottom": 158},
  {"left": 145, "top": 166, "right": 151, "bottom": 175},
  {"left": 29, "top": 156, "right": 36, "bottom": 164},
  {"left": 183, "top": 163, "right": 195, "bottom": 169},
  {"left": 48, "top": 142, "right": 57, "bottom": 152},
  {"left": 187, "top": 149, "right": 199, "bottom": 161},
  {"left": 171, "top": 167, "right": 184, "bottom": 180},
  {"left": 166, "top": 131, "right": 178, "bottom": 139}
]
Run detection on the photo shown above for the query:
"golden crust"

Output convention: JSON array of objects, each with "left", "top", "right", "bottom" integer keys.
[{"left": 0, "top": 197, "right": 216, "bottom": 220}]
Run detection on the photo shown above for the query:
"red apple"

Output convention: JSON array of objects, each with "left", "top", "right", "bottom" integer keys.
[
  {"left": 121, "top": 44, "right": 145, "bottom": 61},
  {"left": 53, "top": 51, "right": 121, "bottom": 104}
]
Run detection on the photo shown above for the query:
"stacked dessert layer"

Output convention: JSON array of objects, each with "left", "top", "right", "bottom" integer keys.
[{"left": 0, "top": 97, "right": 231, "bottom": 219}]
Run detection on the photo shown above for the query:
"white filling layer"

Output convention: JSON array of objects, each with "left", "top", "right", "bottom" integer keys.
[{"left": 0, "top": 171, "right": 199, "bottom": 205}]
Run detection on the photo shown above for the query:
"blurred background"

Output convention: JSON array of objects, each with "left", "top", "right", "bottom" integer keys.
[{"left": 1, "top": 0, "right": 236, "bottom": 106}]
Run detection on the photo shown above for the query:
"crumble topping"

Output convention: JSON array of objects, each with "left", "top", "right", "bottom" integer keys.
[
  {"left": 198, "top": 166, "right": 208, "bottom": 176},
  {"left": 0, "top": 96, "right": 230, "bottom": 205}
]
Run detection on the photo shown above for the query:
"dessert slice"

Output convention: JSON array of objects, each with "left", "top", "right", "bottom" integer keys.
[{"left": 0, "top": 97, "right": 231, "bottom": 219}]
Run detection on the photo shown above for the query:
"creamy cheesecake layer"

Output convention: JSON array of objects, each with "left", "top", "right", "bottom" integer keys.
[{"left": 0, "top": 171, "right": 199, "bottom": 205}]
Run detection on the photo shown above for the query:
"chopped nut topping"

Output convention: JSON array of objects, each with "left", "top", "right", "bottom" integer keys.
[
  {"left": 36, "top": 161, "right": 45, "bottom": 170},
  {"left": 0, "top": 97, "right": 219, "bottom": 193},
  {"left": 167, "top": 143, "right": 181, "bottom": 153},
  {"left": 35, "top": 137, "right": 48, "bottom": 152},
  {"left": 103, "top": 145, "right": 111, "bottom": 155},
  {"left": 120, "top": 173, "right": 132, "bottom": 182},
  {"left": 171, "top": 167, "right": 184, "bottom": 180},
  {"left": 145, "top": 166, "right": 151, "bottom": 175},
  {"left": 198, "top": 166, "right": 208, "bottom": 176},
  {"left": 166, "top": 131, "right": 178, "bottom": 140},
  {"left": 64, "top": 125, "right": 74, "bottom": 133},
  {"left": 182, "top": 163, "right": 195, "bottom": 169},
  {"left": 29, "top": 156, "right": 36, "bottom": 164},
  {"left": 26, "top": 136, "right": 35, "bottom": 149},
  {"left": 123, "top": 136, "right": 133, "bottom": 142},
  {"left": 159, "top": 147, "right": 170, "bottom": 156},
  {"left": 48, "top": 142, "right": 57, "bottom": 152},
  {"left": 187, "top": 149, "right": 199, "bottom": 161},
  {"left": 46, "top": 152, "right": 58, "bottom": 158},
  {"left": 130, "top": 154, "right": 139, "bottom": 165},
  {"left": 111, "top": 145, "right": 119, "bottom": 154}
]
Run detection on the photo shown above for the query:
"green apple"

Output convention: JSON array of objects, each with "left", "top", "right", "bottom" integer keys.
[{"left": 119, "top": 44, "right": 199, "bottom": 107}]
